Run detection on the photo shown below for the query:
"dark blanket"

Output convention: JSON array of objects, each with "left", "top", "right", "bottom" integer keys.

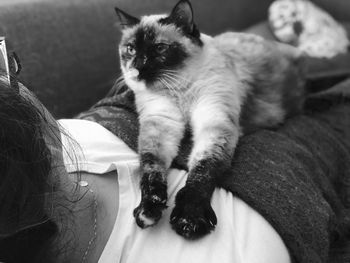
[{"left": 76, "top": 79, "right": 350, "bottom": 263}]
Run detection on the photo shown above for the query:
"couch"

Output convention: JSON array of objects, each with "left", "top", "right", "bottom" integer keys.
[{"left": 0, "top": 0, "right": 349, "bottom": 118}]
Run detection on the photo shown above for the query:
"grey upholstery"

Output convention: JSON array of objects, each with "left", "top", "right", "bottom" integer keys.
[
  {"left": 0, "top": 0, "right": 349, "bottom": 117},
  {"left": 0, "top": 0, "right": 119, "bottom": 117}
]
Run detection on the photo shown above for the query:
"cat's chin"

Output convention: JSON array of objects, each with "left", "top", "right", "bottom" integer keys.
[{"left": 125, "top": 77, "right": 147, "bottom": 93}]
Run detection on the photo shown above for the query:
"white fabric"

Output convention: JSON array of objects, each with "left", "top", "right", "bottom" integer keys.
[{"left": 59, "top": 119, "right": 291, "bottom": 263}]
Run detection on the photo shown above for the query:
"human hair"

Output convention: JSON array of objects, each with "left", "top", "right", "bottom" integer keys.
[{"left": 0, "top": 75, "right": 66, "bottom": 263}]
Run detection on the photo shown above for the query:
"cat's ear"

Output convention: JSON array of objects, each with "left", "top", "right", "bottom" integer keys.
[
  {"left": 169, "top": 0, "right": 195, "bottom": 33},
  {"left": 115, "top": 7, "right": 140, "bottom": 29}
]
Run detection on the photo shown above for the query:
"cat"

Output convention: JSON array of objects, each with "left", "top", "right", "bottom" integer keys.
[{"left": 115, "top": 0, "right": 305, "bottom": 239}]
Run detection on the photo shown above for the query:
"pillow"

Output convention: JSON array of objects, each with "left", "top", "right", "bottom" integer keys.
[
  {"left": 245, "top": 22, "right": 350, "bottom": 91},
  {"left": 268, "top": 0, "right": 349, "bottom": 58}
]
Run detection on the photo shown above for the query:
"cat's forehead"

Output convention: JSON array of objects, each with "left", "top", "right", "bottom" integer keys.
[
  {"left": 121, "top": 14, "right": 183, "bottom": 43},
  {"left": 141, "top": 14, "right": 167, "bottom": 24}
]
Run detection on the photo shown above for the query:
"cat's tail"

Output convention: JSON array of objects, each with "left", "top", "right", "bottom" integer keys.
[
  {"left": 276, "top": 42, "right": 350, "bottom": 94},
  {"left": 302, "top": 54, "right": 350, "bottom": 94}
]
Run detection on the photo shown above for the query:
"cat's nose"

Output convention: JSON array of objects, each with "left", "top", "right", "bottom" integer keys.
[
  {"left": 142, "top": 55, "right": 148, "bottom": 64},
  {"left": 133, "top": 56, "right": 147, "bottom": 70}
]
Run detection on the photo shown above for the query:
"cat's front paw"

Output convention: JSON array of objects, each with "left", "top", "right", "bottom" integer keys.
[
  {"left": 134, "top": 158, "right": 168, "bottom": 228},
  {"left": 133, "top": 199, "right": 166, "bottom": 228},
  {"left": 134, "top": 174, "right": 168, "bottom": 228},
  {"left": 170, "top": 187, "right": 217, "bottom": 239}
]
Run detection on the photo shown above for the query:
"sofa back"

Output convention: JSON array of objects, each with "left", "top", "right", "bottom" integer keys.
[{"left": 0, "top": 0, "right": 349, "bottom": 117}]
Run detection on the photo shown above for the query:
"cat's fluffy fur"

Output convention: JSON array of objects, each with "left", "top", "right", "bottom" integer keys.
[{"left": 115, "top": 0, "right": 305, "bottom": 239}]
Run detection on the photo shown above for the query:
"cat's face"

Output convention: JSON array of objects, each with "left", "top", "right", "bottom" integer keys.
[{"left": 115, "top": 0, "right": 202, "bottom": 92}]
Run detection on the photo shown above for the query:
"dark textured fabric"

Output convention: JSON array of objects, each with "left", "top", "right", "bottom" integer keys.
[
  {"left": 76, "top": 83, "right": 139, "bottom": 151},
  {"left": 77, "top": 78, "right": 350, "bottom": 263},
  {"left": 222, "top": 111, "right": 350, "bottom": 263}
]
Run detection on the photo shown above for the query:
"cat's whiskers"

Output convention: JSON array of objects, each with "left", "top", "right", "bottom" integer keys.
[
  {"left": 114, "top": 75, "right": 127, "bottom": 90},
  {"left": 162, "top": 77, "right": 186, "bottom": 99},
  {"left": 161, "top": 72, "right": 188, "bottom": 90},
  {"left": 161, "top": 70, "right": 191, "bottom": 85},
  {"left": 161, "top": 75, "right": 186, "bottom": 96},
  {"left": 162, "top": 75, "right": 183, "bottom": 90},
  {"left": 161, "top": 71, "right": 194, "bottom": 95},
  {"left": 161, "top": 74, "right": 195, "bottom": 106},
  {"left": 158, "top": 78, "right": 181, "bottom": 98},
  {"left": 158, "top": 77, "right": 180, "bottom": 96},
  {"left": 162, "top": 72, "right": 196, "bottom": 102},
  {"left": 116, "top": 74, "right": 127, "bottom": 82},
  {"left": 115, "top": 74, "right": 125, "bottom": 82}
]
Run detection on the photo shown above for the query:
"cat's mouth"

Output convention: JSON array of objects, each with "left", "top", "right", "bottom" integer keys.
[
  {"left": 128, "top": 69, "right": 139, "bottom": 80},
  {"left": 126, "top": 68, "right": 160, "bottom": 85},
  {"left": 137, "top": 70, "right": 159, "bottom": 84}
]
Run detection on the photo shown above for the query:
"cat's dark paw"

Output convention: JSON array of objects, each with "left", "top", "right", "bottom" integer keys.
[
  {"left": 133, "top": 197, "right": 167, "bottom": 228},
  {"left": 134, "top": 175, "right": 168, "bottom": 228},
  {"left": 134, "top": 159, "right": 168, "bottom": 228},
  {"left": 170, "top": 188, "right": 217, "bottom": 239},
  {"left": 140, "top": 153, "right": 168, "bottom": 206},
  {"left": 170, "top": 202, "right": 217, "bottom": 239},
  {"left": 146, "top": 177, "right": 168, "bottom": 206}
]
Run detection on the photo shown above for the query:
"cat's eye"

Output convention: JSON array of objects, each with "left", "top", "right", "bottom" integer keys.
[
  {"left": 155, "top": 43, "right": 169, "bottom": 53},
  {"left": 126, "top": 44, "right": 136, "bottom": 55}
]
